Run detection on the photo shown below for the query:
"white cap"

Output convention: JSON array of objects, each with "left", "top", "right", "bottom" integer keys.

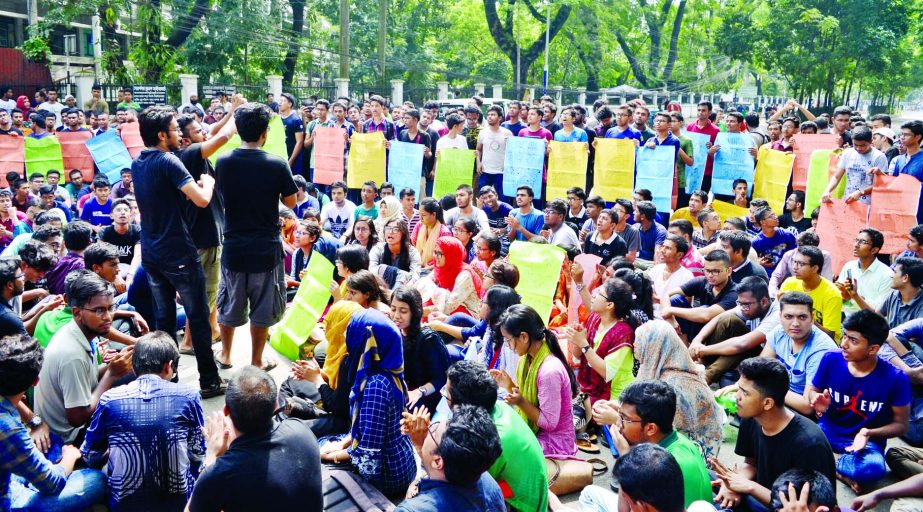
[{"left": 873, "top": 127, "right": 896, "bottom": 142}]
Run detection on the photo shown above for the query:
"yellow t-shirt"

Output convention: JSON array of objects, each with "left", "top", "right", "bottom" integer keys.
[
  {"left": 779, "top": 277, "right": 843, "bottom": 343},
  {"left": 670, "top": 207, "right": 701, "bottom": 228}
]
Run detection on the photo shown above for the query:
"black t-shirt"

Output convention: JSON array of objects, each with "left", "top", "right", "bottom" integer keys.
[
  {"left": 680, "top": 276, "right": 739, "bottom": 310},
  {"left": 178, "top": 143, "right": 224, "bottom": 249},
  {"left": 0, "top": 301, "right": 26, "bottom": 337},
  {"left": 99, "top": 224, "right": 142, "bottom": 265},
  {"left": 583, "top": 232, "right": 628, "bottom": 265},
  {"left": 778, "top": 214, "right": 812, "bottom": 233},
  {"left": 188, "top": 418, "right": 323, "bottom": 512},
  {"left": 216, "top": 148, "right": 298, "bottom": 273},
  {"left": 736, "top": 414, "right": 836, "bottom": 492},
  {"left": 0, "top": 127, "right": 23, "bottom": 135},
  {"left": 131, "top": 149, "right": 197, "bottom": 268},
  {"left": 732, "top": 260, "right": 770, "bottom": 284}
]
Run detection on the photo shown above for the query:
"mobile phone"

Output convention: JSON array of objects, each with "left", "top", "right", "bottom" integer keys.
[{"left": 846, "top": 269, "right": 852, "bottom": 283}]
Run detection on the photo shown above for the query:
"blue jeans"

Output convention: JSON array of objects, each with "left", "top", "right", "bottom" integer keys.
[
  {"left": 477, "top": 173, "right": 505, "bottom": 200},
  {"left": 837, "top": 444, "right": 887, "bottom": 485},
  {"left": 670, "top": 295, "right": 707, "bottom": 341},
  {"left": 10, "top": 468, "right": 107, "bottom": 511},
  {"left": 144, "top": 259, "right": 220, "bottom": 388}
]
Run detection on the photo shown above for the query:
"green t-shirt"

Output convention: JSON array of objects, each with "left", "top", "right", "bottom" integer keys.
[
  {"left": 677, "top": 135, "right": 693, "bottom": 189},
  {"left": 489, "top": 402, "right": 549, "bottom": 512},
  {"left": 354, "top": 203, "right": 379, "bottom": 220},
  {"left": 34, "top": 308, "right": 74, "bottom": 348},
  {"left": 659, "top": 430, "right": 713, "bottom": 506}
]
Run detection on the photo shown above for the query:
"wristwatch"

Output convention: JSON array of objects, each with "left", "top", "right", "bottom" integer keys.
[
  {"left": 581, "top": 345, "right": 592, "bottom": 355},
  {"left": 27, "top": 415, "right": 43, "bottom": 430}
]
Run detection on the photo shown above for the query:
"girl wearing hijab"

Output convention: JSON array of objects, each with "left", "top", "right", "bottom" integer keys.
[
  {"left": 369, "top": 218, "right": 421, "bottom": 287},
  {"left": 318, "top": 309, "right": 417, "bottom": 498},
  {"left": 631, "top": 319, "right": 724, "bottom": 459},
  {"left": 426, "top": 236, "right": 482, "bottom": 318},
  {"left": 411, "top": 197, "right": 451, "bottom": 269},
  {"left": 492, "top": 304, "right": 578, "bottom": 459},
  {"left": 389, "top": 286, "right": 449, "bottom": 414},
  {"left": 373, "top": 195, "right": 401, "bottom": 235}
]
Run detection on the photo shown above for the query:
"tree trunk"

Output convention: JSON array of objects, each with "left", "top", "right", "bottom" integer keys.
[
  {"left": 564, "top": 3, "right": 601, "bottom": 92},
  {"left": 660, "top": 0, "right": 686, "bottom": 86},
  {"left": 483, "top": 0, "right": 571, "bottom": 87},
  {"left": 283, "top": 0, "right": 306, "bottom": 85},
  {"left": 165, "top": 0, "right": 211, "bottom": 47}
]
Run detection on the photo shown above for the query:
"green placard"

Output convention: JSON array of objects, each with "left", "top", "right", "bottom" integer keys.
[
  {"left": 269, "top": 253, "right": 334, "bottom": 361},
  {"left": 433, "top": 148, "right": 475, "bottom": 198},
  {"left": 24, "top": 136, "right": 64, "bottom": 178}
]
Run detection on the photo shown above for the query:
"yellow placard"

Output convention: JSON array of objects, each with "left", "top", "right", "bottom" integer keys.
[
  {"left": 347, "top": 132, "right": 386, "bottom": 188},
  {"left": 711, "top": 199, "right": 750, "bottom": 223},
  {"left": 547, "top": 141, "right": 589, "bottom": 201},
  {"left": 753, "top": 148, "right": 795, "bottom": 214},
  {"left": 593, "top": 138, "right": 635, "bottom": 201}
]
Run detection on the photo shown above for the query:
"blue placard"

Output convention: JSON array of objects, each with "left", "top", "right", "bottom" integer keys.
[
  {"left": 635, "top": 145, "right": 675, "bottom": 213},
  {"left": 684, "top": 131, "right": 710, "bottom": 194},
  {"left": 387, "top": 141, "right": 425, "bottom": 201},
  {"left": 85, "top": 130, "right": 133, "bottom": 183},
  {"left": 503, "top": 136, "right": 546, "bottom": 200},
  {"left": 712, "top": 132, "right": 755, "bottom": 196}
]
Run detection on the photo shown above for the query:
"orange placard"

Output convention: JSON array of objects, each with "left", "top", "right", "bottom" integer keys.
[
  {"left": 119, "top": 122, "right": 144, "bottom": 159},
  {"left": 57, "top": 131, "right": 95, "bottom": 182},
  {"left": 792, "top": 134, "right": 839, "bottom": 191},
  {"left": 870, "top": 174, "right": 922, "bottom": 254},
  {"left": 313, "top": 126, "right": 346, "bottom": 185},
  {"left": 816, "top": 199, "right": 869, "bottom": 276},
  {"left": 0, "top": 135, "right": 25, "bottom": 187}
]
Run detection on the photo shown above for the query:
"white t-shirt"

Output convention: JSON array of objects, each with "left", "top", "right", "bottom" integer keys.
[
  {"left": 0, "top": 98, "right": 16, "bottom": 114},
  {"left": 837, "top": 147, "right": 888, "bottom": 205},
  {"left": 445, "top": 206, "right": 491, "bottom": 233},
  {"left": 436, "top": 134, "right": 469, "bottom": 153},
  {"left": 320, "top": 200, "right": 356, "bottom": 240},
  {"left": 649, "top": 264, "right": 695, "bottom": 317},
  {"left": 477, "top": 127, "right": 513, "bottom": 174},
  {"left": 38, "top": 101, "right": 66, "bottom": 127}
]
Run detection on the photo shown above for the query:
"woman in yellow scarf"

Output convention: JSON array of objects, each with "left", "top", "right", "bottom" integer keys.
[{"left": 411, "top": 197, "right": 451, "bottom": 269}]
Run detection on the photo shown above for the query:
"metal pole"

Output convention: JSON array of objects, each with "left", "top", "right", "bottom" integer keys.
[
  {"left": 515, "top": 0, "right": 520, "bottom": 96},
  {"left": 339, "top": 0, "right": 349, "bottom": 80},
  {"left": 542, "top": 1, "right": 550, "bottom": 95},
  {"left": 378, "top": 0, "right": 387, "bottom": 92}
]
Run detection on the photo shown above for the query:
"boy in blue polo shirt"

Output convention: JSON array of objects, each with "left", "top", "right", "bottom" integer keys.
[{"left": 79, "top": 177, "right": 113, "bottom": 231}]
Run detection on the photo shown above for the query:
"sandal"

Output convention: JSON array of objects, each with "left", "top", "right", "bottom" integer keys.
[
  {"left": 213, "top": 349, "right": 232, "bottom": 369},
  {"left": 179, "top": 346, "right": 195, "bottom": 356},
  {"left": 575, "top": 432, "right": 601, "bottom": 454},
  {"left": 260, "top": 359, "right": 278, "bottom": 372}
]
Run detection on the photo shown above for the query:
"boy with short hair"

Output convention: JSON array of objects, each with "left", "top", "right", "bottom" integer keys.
[
  {"left": 79, "top": 177, "right": 113, "bottom": 231},
  {"left": 320, "top": 181, "right": 356, "bottom": 239},
  {"left": 354, "top": 180, "right": 379, "bottom": 220}
]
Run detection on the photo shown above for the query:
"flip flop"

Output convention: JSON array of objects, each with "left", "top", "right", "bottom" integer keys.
[
  {"left": 260, "top": 359, "right": 278, "bottom": 372},
  {"left": 213, "top": 349, "right": 232, "bottom": 369},
  {"left": 179, "top": 346, "right": 195, "bottom": 356},
  {"left": 576, "top": 432, "right": 601, "bottom": 454}
]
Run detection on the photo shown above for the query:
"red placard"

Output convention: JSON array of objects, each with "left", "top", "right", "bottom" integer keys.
[
  {"left": 57, "top": 130, "right": 94, "bottom": 182},
  {"left": 0, "top": 135, "right": 25, "bottom": 187}
]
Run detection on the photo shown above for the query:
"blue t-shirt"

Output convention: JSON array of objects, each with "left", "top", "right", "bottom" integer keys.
[
  {"left": 604, "top": 125, "right": 642, "bottom": 141},
  {"left": 280, "top": 112, "right": 304, "bottom": 158},
  {"left": 80, "top": 197, "right": 113, "bottom": 226},
  {"left": 394, "top": 472, "right": 506, "bottom": 512},
  {"left": 633, "top": 221, "right": 667, "bottom": 261},
  {"left": 512, "top": 208, "right": 544, "bottom": 241},
  {"left": 483, "top": 202, "right": 513, "bottom": 254},
  {"left": 501, "top": 121, "right": 527, "bottom": 137},
  {"left": 553, "top": 127, "right": 588, "bottom": 143},
  {"left": 752, "top": 229, "right": 797, "bottom": 275},
  {"left": 812, "top": 351, "right": 912, "bottom": 451},
  {"left": 767, "top": 324, "right": 838, "bottom": 394}
]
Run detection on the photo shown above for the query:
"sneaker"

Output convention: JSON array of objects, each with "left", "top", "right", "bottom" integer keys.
[{"left": 200, "top": 379, "right": 228, "bottom": 399}]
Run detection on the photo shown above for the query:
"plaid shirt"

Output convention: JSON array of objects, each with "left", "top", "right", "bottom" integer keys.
[
  {"left": 363, "top": 118, "right": 397, "bottom": 140},
  {"left": 1, "top": 397, "right": 67, "bottom": 509}
]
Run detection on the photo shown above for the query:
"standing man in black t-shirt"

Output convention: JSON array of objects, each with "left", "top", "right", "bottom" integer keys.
[
  {"left": 712, "top": 357, "right": 836, "bottom": 510},
  {"left": 175, "top": 95, "right": 240, "bottom": 354},
  {"left": 132, "top": 106, "right": 225, "bottom": 398},
  {"left": 214, "top": 103, "right": 297, "bottom": 371}
]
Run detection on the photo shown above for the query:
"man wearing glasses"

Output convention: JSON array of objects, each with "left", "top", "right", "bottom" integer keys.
[
  {"left": 35, "top": 272, "right": 134, "bottom": 444},
  {"left": 0, "top": 256, "right": 27, "bottom": 336},
  {"left": 779, "top": 246, "right": 843, "bottom": 343},
  {"left": 660, "top": 249, "right": 739, "bottom": 342},
  {"left": 835, "top": 228, "right": 894, "bottom": 316}
]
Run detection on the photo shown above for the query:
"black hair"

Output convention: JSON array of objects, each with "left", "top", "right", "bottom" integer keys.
[
  {"left": 379, "top": 218, "right": 413, "bottom": 270},
  {"left": 737, "top": 275, "right": 770, "bottom": 301},
  {"left": 483, "top": 285, "right": 521, "bottom": 355},
  {"left": 330, "top": 180, "right": 347, "bottom": 194},
  {"left": 754, "top": 207, "right": 775, "bottom": 224},
  {"left": 770, "top": 469, "right": 837, "bottom": 511},
  {"left": 635, "top": 201, "right": 656, "bottom": 222},
  {"left": 516, "top": 185, "right": 534, "bottom": 198},
  {"left": 486, "top": 105, "right": 503, "bottom": 117},
  {"left": 234, "top": 102, "right": 273, "bottom": 143},
  {"left": 18, "top": 240, "right": 57, "bottom": 273},
  {"left": 911, "top": 224, "right": 923, "bottom": 245},
  {"left": 455, "top": 183, "right": 473, "bottom": 196},
  {"left": 664, "top": 233, "right": 688, "bottom": 256},
  {"left": 84, "top": 242, "right": 120, "bottom": 269},
  {"left": 454, "top": 217, "right": 478, "bottom": 252},
  {"left": 390, "top": 286, "right": 424, "bottom": 343},
  {"left": 37, "top": 185, "right": 55, "bottom": 197},
  {"left": 602, "top": 278, "right": 641, "bottom": 328},
  {"left": 345, "top": 270, "right": 390, "bottom": 304},
  {"left": 586, "top": 195, "right": 606, "bottom": 209},
  {"left": 346, "top": 216, "right": 379, "bottom": 248},
  {"left": 28, "top": 172, "right": 44, "bottom": 182},
  {"left": 66, "top": 272, "right": 114, "bottom": 309},
  {"left": 368, "top": 95, "right": 387, "bottom": 108},
  {"left": 336, "top": 244, "right": 370, "bottom": 274},
  {"left": 439, "top": 405, "right": 502, "bottom": 486},
  {"left": 800, "top": 121, "right": 818, "bottom": 133},
  {"left": 62, "top": 221, "right": 93, "bottom": 251},
  {"left": 612, "top": 268, "right": 654, "bottom": 321},
  {"left": 379, "top": 182, "right": 394, "bottom": 194},
  {"left": 132, "top": 331, "right": 180, "bottom": 376},
  {"left": 446, "top": 113, "right": 464, "bottom": 130},
  {"left": 419, "top": 197, "right": 445, "bottom": 224},
  {"left": 857, "top": 227, "right": 884, "bottom": 251},
  {"left": 487, "top": 260, "right": 520, "bottom": 289},
  {"left": 446, "top": 360, "right": 498, "bottom": 411},
  {"left": 46, "top": 169, "right": 60, "bottom": 178},
  {"left": 738, "top": 357, "right": 789, "bottom": 408},
  {"left": 796, "top": 245, "right": 824, "bottom": 271},
  {"left": 92, "top": 176, "right": 110, "bottom": 189},
  {"left": 896, "top": 257, "right": 923, "bottom": 288},
  {"left": 566, "top": 187, "right": 587, "bottom": 201},
  {"left": 697, "top": 101, "right": 713, "bottom": 112},
  {"left": 704, "top": 249, "right": 731, "bottom": 266},
  {"left": 634, "top": 188, "right": 652, "bottom": 201},
  {"left": 842, "top": 310, "right": 890, "bottom": 347},
  {"left": 852, "top": 125, "right": 873, "bottom": 142},
  {"left": 226, "top": 366, "right": 277, "bottom": 435},
  {"left": 595, "top": 106, "right": 613, "bottom": 121},
  {"left": 901, "top": 120, "right": 923, "bottom": 139},
  {"left": 619, "top": 380, "right": 677, "bottom": 434},
  {"left": 31, "top": 225, "right": 61, "bottom": 243},
  {"left": 718, "top": 230, "right": 752, "bottom": 256},
  {"left": 779, "top": 291, "right": 814, "bottom": 314},
  {"left": 614, "top": 444, "right": 684, "bottom": 512},
  {"left": 477, "top": 231, "right": 502, "bottom": 260},
  {"left": 0, "top": 256, "right": 19, "bottom": 290},
  {"left": 279, "top": 92, "right": 296, "bottom": 107},
  {"left": 667, "top": 219, "right": 693, "bottom": 239},
  {"left": 0, "top": 334, "right": 44, "bottom": 396},
  {"left": 138, "top": 106, "right": 177, "bottom": 147},
  {"left": 477, "top": 185, "right": 497, "bottom": 198},
  {"left": 499, "top": 304, "right": 576, "bottom": 396},
  {"left": 399, "top": 187, "right": 416, "bottom": 200}
]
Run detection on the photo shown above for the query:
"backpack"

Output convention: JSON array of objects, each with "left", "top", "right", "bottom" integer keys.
[{"left": 323, "top": 469, "right": 396, "bottom": 512}]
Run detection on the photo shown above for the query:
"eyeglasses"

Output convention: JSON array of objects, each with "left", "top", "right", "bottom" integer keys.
[
  {"left": 703, "top": 268, "right": 725, "bottom": 275},
  {"left": 427, "top": 422, "right": 442, "bottom": 448},
  {"left": 81, "top": 304, "right": 118, "bottom": 316},
  {"left": 854, "top": 239, "right": 871, "bottom": 246},
  {"left": 385, "top": 227, "right": 402, "bottom": 234},
  {"left": 736, "top": 300, "right": 757, "bottom": 310},
  {"left": 617, "top": 413, "right": 641, "bottom": 425},
  {"left": 433, "top": 250, "right": 444, "bottom": 257}
]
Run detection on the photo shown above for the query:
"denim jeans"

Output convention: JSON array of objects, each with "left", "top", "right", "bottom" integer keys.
[
  {"left": 10, "top": 468, "right": 107, "bottom": 511},
  {"left": 144, "top": 259, "right": 220, "bottom": 388},
  {"left": 837, "top": 444, "right": 887, "bottom": 485},
  {"left": 670, "top": 295, "right": 707, "bottom": 341}
]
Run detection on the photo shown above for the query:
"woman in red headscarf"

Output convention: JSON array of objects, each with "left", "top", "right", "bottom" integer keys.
[{"left": 424, "top": 236, "right": 483, "bottom": 318}]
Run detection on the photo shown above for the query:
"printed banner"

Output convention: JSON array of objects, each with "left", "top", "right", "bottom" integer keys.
[
  {"left": 85, "top": 130, "right": 134, "bottom": 184},
  {"left": 684, "top": 131, "right": 710, "bottom": 193},
  {"left": 753, "top": 148, "right": 795, "bottom": 214},
  {"left": 313, "top": 127, "right": 346, "bottom": 185},
  {"left": 870, "top": 174, "right": 922, "bottom": 255},
  {"left": 0, "top": 135, "right": 25, "bottom": 187},
  {"left": 635, "top": 145, "right": 675, "bottom": 213},
  {"left": 119, "top": 122, "right": 145, "bottom": 159},
  {"left": 56, "top": 131, "right": 94, "bottom": 182},
  {"left": 711, "top": 199, "right": 750, "bottom": 223},
  {"left": 712, "top": 132, "right": 755, "bottom": 196},
  {"left": 804, "top": 150, "right": 844, "bottom": 214},
  {"left": 816, "top": 199, "right": 870, "bottom": 275},
  {"left": 792, "top": 134, "right": 839, "bottom": 191},
  {"left": 347, "top": 132, "right": 386, "bottom": 189},
  {"left": 507, "top": 240, "right": 566, "bottom": 323},
  {"left": 434, "top": 148, "right": 476, "bottom": 198},
  {"left": 24, "top": 136, "right": 64, "bottom": 178},
  {"left": 503, "top": 136, "right": 546, "bottom": 200},
  {"left": 269, "top": 253, "right": 334, "bottom": 361},
  {"left": 387, "top": 141, "right": 425, "bottom": 198},
  {"left": 263, "top": 115, "right": 289, "bottom": 161},
  {"left": 593, "top": 138, "right": 635, "bottom": 201},
  {"left": 547, "top": 141, "right": 589, "bottom": 201}
]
